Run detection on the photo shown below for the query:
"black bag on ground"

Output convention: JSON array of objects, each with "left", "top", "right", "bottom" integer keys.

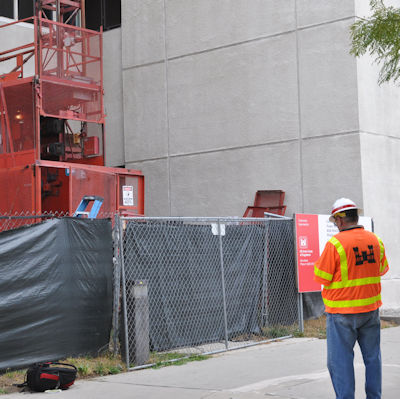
[{"left": 26, "top": 362, "right": 77, "bottom": 392}]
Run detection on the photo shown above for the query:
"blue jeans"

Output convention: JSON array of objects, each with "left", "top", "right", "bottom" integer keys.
[{"left": 326, "top": 309, "right": 381, "bottom": 399}]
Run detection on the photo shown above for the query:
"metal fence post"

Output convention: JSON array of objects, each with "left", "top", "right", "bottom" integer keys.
[
  {"left": 292, "top": 216, "right": 304, "bottom": 334},
  {"left": 261, "top": 219, "right": 269, "bottom": 327},
  {"left": 128, "top": 280, "right": 150, "bottom": 366},
  {"left": 112, "top": 213, "right": 121, "bottom": 355},
  {"left": 218, "top": 219, "right": 229, "bottom": 349},
  {"left": 298, "top": 293, "right": 304, "bottom": 333},
  {"left": 118, "top": 216, "right": 130, "bottom": 368}
]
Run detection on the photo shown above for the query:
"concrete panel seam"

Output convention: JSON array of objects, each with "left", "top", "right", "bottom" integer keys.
[
  {"left": 162, "top": 0, "right": 172, "bottom": 215},
  {"left": 125, "top": 138, "right": 300, "bottom": 164},
  {"left": 124, "top": 131, "right": 368, "bottom": 165},
  {"left": 125, "top": 156, "right": 170, "bottom": 164},
  {"left": 302, "top": 130, "right": 360, "bottom": 141},
  {"left": 122, "top": 16, "right": 355, "bottom": 71},
  {"left": 165, "top": 17, "right": 356, "bottom": 64},
  {"left": 122, "top": 59, "right": 165, "bottom": 72},
  {"left": 122, "top": 16, "right": 356, "bottom": 71},
  {"left": 294, "top": 0, "right": 305, "bottom": 213},
  {"left": 297, "top": 15, "right": 356, "bottom": 31},
  {"left": 359, "top": 130, "right": 400, "bottom": 141},
  {"left": 123, "top": 30, "right": 296, "bottom": 70}
]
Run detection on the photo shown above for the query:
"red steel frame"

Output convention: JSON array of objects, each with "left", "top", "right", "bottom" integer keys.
[{"left": 0, "top": 3, "right": 144, "bottom": 218}]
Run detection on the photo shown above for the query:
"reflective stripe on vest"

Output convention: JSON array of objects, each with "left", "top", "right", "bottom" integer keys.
[
  {"left": 323, "top": 294, "right": 382, "bottom": 309},
  {"left": 376, "top": 235, "right": 388, "bottom": 274},
  {"left": 323, "top": 236, "right": 381, "bottom": 308},
  {"left": 314, "top": 267, "right": 332, "bottom": 282}
]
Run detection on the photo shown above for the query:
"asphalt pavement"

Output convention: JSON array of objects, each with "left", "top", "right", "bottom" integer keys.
[{"left": 6, "top": 326, "right": 400, "bottom": 399}]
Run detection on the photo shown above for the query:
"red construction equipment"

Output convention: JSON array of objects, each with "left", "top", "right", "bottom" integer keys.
[
  {"left": 0, "top": 1, "right": 144, "bottom": 219},
  {"left": 243, "top": 190, "right": 286, "bottom": 217}
]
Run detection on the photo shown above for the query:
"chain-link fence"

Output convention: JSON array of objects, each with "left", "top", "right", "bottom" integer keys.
[
  {"left": 0, "top": 211, "right": 116, "bottom": 232},
  {"left": 114, "top": 216, "right": 300, "bottom": 369},
  {"left": 0, "top": 211, "right": 69, "bottom": 232}
]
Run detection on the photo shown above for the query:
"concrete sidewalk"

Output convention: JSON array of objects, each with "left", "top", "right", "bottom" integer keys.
[{"left": 7, "top": 326, "right": 400, "bottom": 399}]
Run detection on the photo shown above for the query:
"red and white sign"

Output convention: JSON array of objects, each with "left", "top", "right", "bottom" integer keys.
[
  {"left": 122, "top": 185, "right": 134, "bottom": 206},
  {"left": 295, "top": 214, "right": 372, "bottom": 293},
  {"left": 295, "top": 214, "right": 321, "bottom": 293}
]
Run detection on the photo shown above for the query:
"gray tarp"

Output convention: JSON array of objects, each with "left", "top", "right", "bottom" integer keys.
[
  {"left": 123, "top": 221, "right": 298, "bottom": 352},
  {"left": 0, "top": 218, "right": 113, "bottom": 371}
]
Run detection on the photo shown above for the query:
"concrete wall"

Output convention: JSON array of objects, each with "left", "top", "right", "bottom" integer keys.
[
  {"left": 122, "top": 0, "right": 362, "bottom": 217},
  {"left": 360, "top": 131, "right": 400, "bottom": 315},
  {"left": 103, "top": 28, "right": 125, "bottom": 167},
  {"left": 355, "top": 5, "right": 400, "bottom": 313},
  {"left": 119, "top": 0, "right": 400, "bottom": 312}
]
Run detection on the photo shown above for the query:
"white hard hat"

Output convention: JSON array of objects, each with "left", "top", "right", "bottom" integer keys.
[{"left": 329, "top": 198, "right": 361, "bottom": 222}]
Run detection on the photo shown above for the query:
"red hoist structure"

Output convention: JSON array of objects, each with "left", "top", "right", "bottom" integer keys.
[{"left": 0, "top": 0, "right": 144, "bottom": 218}]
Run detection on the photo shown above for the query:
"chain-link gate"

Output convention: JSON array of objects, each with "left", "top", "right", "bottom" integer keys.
[{"left": 114, "top": 216, "right": 300, "bottom": 369}]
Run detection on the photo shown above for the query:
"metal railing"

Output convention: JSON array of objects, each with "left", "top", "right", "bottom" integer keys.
[{"left": 114, "top": 216, "right": 300, "bottom": 369}]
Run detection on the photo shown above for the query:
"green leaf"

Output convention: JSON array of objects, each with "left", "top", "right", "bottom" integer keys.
[{"left": 350, "top": 0, "right": 400, "bottom": 84}]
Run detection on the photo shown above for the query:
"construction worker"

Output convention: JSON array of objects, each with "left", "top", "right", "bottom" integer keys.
[{"left": 314, "top": 198, "right": 389, "bottom": 399}]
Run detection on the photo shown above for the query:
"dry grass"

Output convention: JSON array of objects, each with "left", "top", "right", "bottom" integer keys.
[
  {"left": 302, "top": 315, "right": 328, "bottom": 339},
  {"left": 380, "top": 319, "right": 399, "bottom": 329},
  {"left": 64, "top": 354, "right": 126, "bottom": 378},
  {"left": 301, "top": 315, "right": 398, "bottom": 340},
  {"left": 0, "top": 370, "right": 25, "bottom": 395}
]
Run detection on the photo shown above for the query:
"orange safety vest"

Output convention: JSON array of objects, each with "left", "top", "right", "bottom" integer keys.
[{"left": 314, "top": 226, "right": 389, "bottom": 314}]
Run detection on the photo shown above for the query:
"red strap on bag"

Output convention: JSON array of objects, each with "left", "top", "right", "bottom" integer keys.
[
  {"left": 40, "top": 373, "right": 59, "bottom": 381},
  {"left": 61, "top": 381, "right": 75, "bottom": 388}
]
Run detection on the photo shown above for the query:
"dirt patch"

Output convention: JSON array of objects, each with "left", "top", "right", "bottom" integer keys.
[{"left": 0, "top": 370, "right": 25, "bottom": 395}]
